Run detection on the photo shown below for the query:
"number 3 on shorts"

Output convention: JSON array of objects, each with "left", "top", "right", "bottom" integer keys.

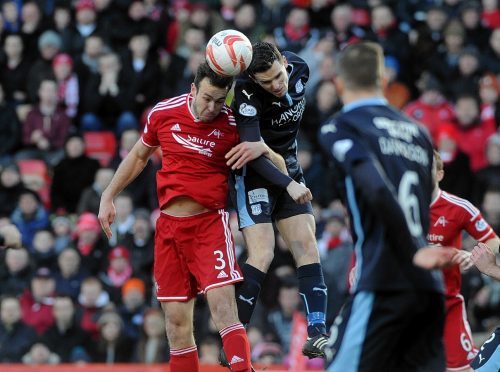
[{"left": 214, "top": 250, "right": 226, "bottom": 270}]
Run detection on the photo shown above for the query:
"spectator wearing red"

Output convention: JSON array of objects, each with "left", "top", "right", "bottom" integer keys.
[
  {"left": 404, "top": 72, "right": 455, "bottom": 143},
  {"left": 20, "top": 267, "right": 56, "bottom": 335},
  {"left": 451, "top": 93, "right": 497, "bottom": 172},
  {"left": 99, "top": 246, "right": 133, "bottom": 300},
  {"left": 73, "top": 212, "right": 109, "bottom": 275},
  {"left": 482, "top": 0, "right": 500, "bottom": 28},
  {"left": 274, "top": 7, "right": 320, "bottom": 54},
  {"left": 52, "top": 53, "right": 79, "bottom": 118},
  {"left": 78, "top": 276, "right": 110, "bottom": 340},
  {"left": 479, "top": 73, "right": 499, "bottom": 125}
]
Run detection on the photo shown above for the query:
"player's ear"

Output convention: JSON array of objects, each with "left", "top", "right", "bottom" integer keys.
[
  {"left": 190, "top": 83, "right": 197, "bottom": 97},
  {"left": 437, "top": 169, "right": 445, "bottom": 183},
  {"left": 282, "top": 55, "right": 288, "bottom": 68},
  {"left": 334, "top": 77, "right": 344, "bottom": 98}
]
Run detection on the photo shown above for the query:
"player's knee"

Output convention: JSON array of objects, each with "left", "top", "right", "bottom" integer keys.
[
  {"left": 165, "top": 315, "right": 193, "bottom": 343},
  {"left": 248, "top": 248, "right": 274, "bottom": 271},
  {"left": 210, "top": 299, "right": 238, "bottom": 328}
]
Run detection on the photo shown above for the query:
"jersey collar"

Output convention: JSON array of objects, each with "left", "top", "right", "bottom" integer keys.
[{"left": 342, "top": 97, "right": 388, "bottom": 113}]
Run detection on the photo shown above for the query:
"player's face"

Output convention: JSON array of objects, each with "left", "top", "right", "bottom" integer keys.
[
  {"left": 252, "top": 58, "right": 289, "bottom": 98},
  {"left": 190, "top": 78, "right": 227, "bottom": 122}
]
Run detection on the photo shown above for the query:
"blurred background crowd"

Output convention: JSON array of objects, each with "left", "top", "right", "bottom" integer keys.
[{"left": 0, "top": 0, "right": 499, "bottom": 367}]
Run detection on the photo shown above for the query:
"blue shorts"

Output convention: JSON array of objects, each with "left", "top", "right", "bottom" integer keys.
[{"left": 470, "top": 327, "right": 500, "bottom": 371}]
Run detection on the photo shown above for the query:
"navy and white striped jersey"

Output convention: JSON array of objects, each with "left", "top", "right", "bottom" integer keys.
[{"left": 319, "top": 98, "right": 443, "bottom": 292}]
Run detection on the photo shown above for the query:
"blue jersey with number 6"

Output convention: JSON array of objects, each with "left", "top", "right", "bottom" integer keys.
[{"left": 319, "top": 98, "right": 442, "bottom": 293}]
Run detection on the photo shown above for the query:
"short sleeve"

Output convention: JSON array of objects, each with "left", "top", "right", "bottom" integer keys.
[
  {"left": 142, "top": 107, "right": 160, "bottom": 148},
  {"left": 464, "top": 212, "right": 496, "bottom": 243}
]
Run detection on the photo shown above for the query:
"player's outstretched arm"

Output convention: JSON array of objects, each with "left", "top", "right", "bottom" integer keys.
[
  {"left": 99, "top": 140, "right": 156, "bottom": 238},
  {"left": 472, "top": 242, "right": 500, "bottom": 280},
  {"left": 413, "top": 246, "right": 460, "bottom": 270},
  {"left": 226, "top": 141, "right": 287, "bottom": 174}
]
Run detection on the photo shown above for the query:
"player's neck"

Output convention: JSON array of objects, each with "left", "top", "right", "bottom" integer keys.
[
  {"left": 431, "top": 187, "right": 440, "bottom": 203},
  {"left": 341, "top": 89, "right": 384, "bottom": 105}
]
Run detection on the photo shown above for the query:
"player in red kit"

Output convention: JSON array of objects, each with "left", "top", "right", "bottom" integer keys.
[
  {"left": 429, "top": 150, "right": 500, "bottom": 372},
  {"left": 98, "top": 63, "right": 275, "bottom": 372}
]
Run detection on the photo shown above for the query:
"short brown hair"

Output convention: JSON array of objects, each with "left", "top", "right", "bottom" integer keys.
[
  {"left": 246, "top": 42, "right": 283, "bottom": 78},
  {"left": 194, "top": 62, "right": 233, "bottom": 91},
  {"left": 337, "top": 42, "right": 384, "bottom": 91},
  {"left": 433, "top": 149, "right": 444, "bottom": 171}
]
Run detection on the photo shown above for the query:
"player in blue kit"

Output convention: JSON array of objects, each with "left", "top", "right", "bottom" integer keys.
[
  {"left": 319, "top": 42, "right": 458, "bottom": 371},
  {"left": 225, "top": 41, "right": 329, "bottom": 358}
]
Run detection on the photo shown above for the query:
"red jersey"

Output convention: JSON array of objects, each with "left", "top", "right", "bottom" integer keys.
[
  {"left": 142, "top": 94, "right": 239, "bottom": 210},
  {"left": 428, "top": 190, "right": 495, "bottom": 297}
]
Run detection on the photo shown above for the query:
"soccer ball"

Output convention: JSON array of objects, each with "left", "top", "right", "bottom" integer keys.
[{"left": 206, "top": 29, "right": 253, "bottom": 77}]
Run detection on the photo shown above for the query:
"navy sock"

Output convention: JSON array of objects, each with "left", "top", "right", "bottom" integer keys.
[
  {"left": 236, "top": 264, "right": 266, "bottom": 325},
  {"left": 297, "top": 263, "right": 327, "bottom": 337}
]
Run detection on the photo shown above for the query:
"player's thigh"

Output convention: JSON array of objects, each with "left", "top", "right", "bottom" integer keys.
[
  {"left": 444, "top": 296, "right": 477, "bottom": 369},
  {"left": 206, "top": 284, "right": 239, "bottom": 330},
  {"left": 276, "top": 213, "right": 318, "bottom": 265}
]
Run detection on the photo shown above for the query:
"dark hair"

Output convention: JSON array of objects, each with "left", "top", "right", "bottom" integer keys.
[
  {"left": 194, "top": 62, "right": 233, "bottom": 90},
  {"left": 246, "top": 42, "right": 283, "bottom": 77},
  {"left": 454, "top": 92, "right": 480, "bottom": 107},
  {"left": 337, "top": 42, "right": 384, "bottom": 91}
]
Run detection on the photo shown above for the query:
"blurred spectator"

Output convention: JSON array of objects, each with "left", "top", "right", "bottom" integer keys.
[
  {"left": 273, "top": 7, "right": 320, "bottom": 54},
  {"left": 383, "top": 55, "right": 411, "bottom": 109},
  {"left": 317, "top": 210, "right": 352, "bottom": 321},
  {"left": 435, "top": 123, "right": 475, "bottom": 200},
  {"left": 0, "top": 164, "right": 27, "bottom": 217},
  {"left": 442, "top": 0, "right": 464, "bottom": 19},
  {"left": 60, "top": 0, "right": 99, "bottom": 57},
  {"left": 50, "top": 134, "right": 100, "bottom": 214},
  {"left": 404, "top": 72, "right": 455, "bottom": 143},
  {"left": 0, "top": 247, "right": 32, "bottom": 295},
  {"left": 328, "top": 4, "right": 365, "bottom": 50},
  {"left": 22, "top": 341, "right": 60, "bottom": 364},
  {"left": 482, "top": 186, "right": 500, "bottom": 232},
  {"left": 77, "top": 167, "right": 115, "bottom": 215},
  {"left": 20, "top": 267, "right": 56, "bottom": 335},
  {"left": 52, "top": 4, "right": 72, "bottom": 34},
  {"left": 19, "top": 1, "right": 46, "bottom": 62},
  {"left": 81, "top": 52, "right": 137, "bottom": 134},
  {"left": 198, "top": 335, "right": 219, "bottom": 365},
  {"left": 19, "top": 79, "right": 72, "bottom": 165},
  {"left": 449, "top": 46, "right": 483, "bottom": 97},
  {"left": 260, "top": 0, "right": 289, "bottom": 32},
  {"left": 52, "top": 53, "right": 79, "bottom": 118},
  {"left": 73, "top": 212, "right": 109, "bottom": 276},
  {"left": 73, "top": 34, "right": 107, "bottom": 92},
  {"left": 10, "top": 189, "right": 50, "bottom": 251},
  {"left": 475, "top": 134, "right": 500, "bottom": 203},
  {"left": 483, "top": 28, "right": 500, "bottom": 74},
  {"left": 118, "top": 278, "right": 147, "bottom": 342},
  {"left": 218, "top": 0, "right": 242, "bottom": 24},
  {"left": 427, "top": 20, "right": 465, "bottom": 83},
  {"left": 368, "top": 4, "right": 410, "bottom": 77},
  {"left": 264, "top": 277, "right": 301, "bottom": 353},
  {"left": 121, "top": 33, "right": 161, "bottom": 118},
  {"left": 231, "top": 3, "right": 265, "bottom": 43},
  {"left": 252, "top": 342, "right": 283, "bottom": 366},
  {"left": 2, "top": 0, "right": 21, "bottom": 34},
  {"left": 108, "top": 193, "right": 135, "bottom": 247},
  {"left": 0, "top": 34, "right": 30, "bottom": 105},
  {"left": 410, "top": 5, "right": 448, "bottom": 76},
  {"left": 78, "top": 276, "right": 110, "bottom": 340},
  {"left": 482, "top": 0, "right": 500, "bottom": 29},
  {"left": 51, "top": 216, "right": 73, "bottom": 253},
  {"left": 0, "top": 83, "right": 21, "bottom": 165},
  {"left": 297, "top": 137, "right": 325, "bottom": 203},
  {"left": 133, "top": 307, "right": 169, "bottom": 363},
  {"left": 172, "top": 49, "right": 205, "bottom": 96},
  {"left": 31, "top": 229, "right": 57, "bottom": 270},
  {"left": 42, "top": 295, "right": 92, "bottom": 362},
  {"left": 452, "top": 93, "right": 497, "bottom": 172},
  {"left": 174, "top": 25, "right": 206, "bottom": 61},
  {"left": 99, "top": 246, "right": 133, "bottom": 303},
  {"left": 54, "top": 248, "right": 89, "bottom": 300},
  {"left": 299, "top": 35, "right": 335, "bottom": 98},
  {"left": 0, "top": 296, "right": 37, "bottom": 362},
  {"left": 460, "top": 1, "right": 491, "bottom": 50},
  {"left": 26, "top": 30, "right": 62, "bottom": 103},
  {"left": 109, "top": 129, "right": 158, "bottom": 210},
  {"left": 121, "top": 210, "right": 154, "bottom": 283},
  {"left": 479, "top": 73, "right": 499, "bottom": 124},
  {"left": 92, "top": 310, "right": 134, "bottom": 363}
]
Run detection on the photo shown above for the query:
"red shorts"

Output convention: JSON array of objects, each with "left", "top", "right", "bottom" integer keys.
[
  {"left": 154, "top": 209, "right": 243, "bottom": 301},
  {"left": 444, "top": 294, "right": 478, "bottom": 369}
]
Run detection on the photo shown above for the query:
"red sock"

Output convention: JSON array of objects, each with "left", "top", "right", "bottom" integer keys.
[
  {"left": 170, "top": 345, "right": 199, "bottom": 372},
  {"left": 220, "top": 323, "right": 252, "bottom": 372}
]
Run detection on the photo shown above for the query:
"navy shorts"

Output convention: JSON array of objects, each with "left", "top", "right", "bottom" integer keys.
[
  {"left": 470, "top": 327, "right": 500, "bottom": 371},
  {"left": 229, "top": 168, "right": 313, "bottom": 229},
  {"left": 325, "top": 290, "right": 446, "bottom": 372}
]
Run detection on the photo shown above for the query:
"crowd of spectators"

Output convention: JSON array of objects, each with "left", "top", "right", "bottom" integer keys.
[{"left": 0, "top": 0, "right": 499, "bottom": 367}]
